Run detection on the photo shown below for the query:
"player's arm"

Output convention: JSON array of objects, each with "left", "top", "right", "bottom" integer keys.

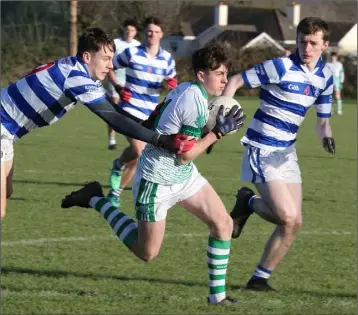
[
  {"left": 110, "top": 48, "right": 131, "bottom": 99},
  {"left": 165, "top": 55, "right": 178, "bottom": 90},
  {"left": 178, "top": 106, "right": 245, "bottom": 164},
  {"left": 314, "top": 76, "right": 335, "bottom": 154},
  {"left": 223, "top": 58, "right": 287, "bottom": 97},
  {"left": 89, "top": 98, "right": 194, "bottom": 153}
]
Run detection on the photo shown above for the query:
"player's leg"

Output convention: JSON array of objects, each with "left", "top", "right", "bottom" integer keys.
[
  {"left": 245, "top": 180, "right": 302, "bottom": 290},
  {"left": 335, "top": 89, "right": 343, "bottom": 115},
  {"left": 107, "top": 95, "right": 120, "bottom": 150},
  {"left": 61, "top": 180, "right": 167, "bottom": 262},
  {"left": 177, "top": 174, "right": 238, "bottom": 305},
  {"left": 107, "top": 137, "right": 146, "bottom": 206},
  {"left": 1, "top": 139, "right": 14, "bottom": 220}
]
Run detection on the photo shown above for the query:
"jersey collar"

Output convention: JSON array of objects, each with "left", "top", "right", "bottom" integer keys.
[
  {"left": 192, "top": 81, "right": 209, "bottom": 100},
  {"left": 139, "top": 44, "right": 164, "bottom": 58}
]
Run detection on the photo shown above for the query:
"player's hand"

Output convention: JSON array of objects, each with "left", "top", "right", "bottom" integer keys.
[
  {"left": 322, "top": 137, "right": 335, "bottom": 154},
  {"left": 167, "top": 78, "right": 178, "bottom": 90},
  {"left": 115, "top": 85, "right": 132, "bottom": 102},
  {"left": 142, "top": 102, "right": 164, "bottom": 129},
  {"left": 211, "top": 105, "right": 246, "bottom": 139},
  {"left": 153, "top": 133, "right": 196, "bottom": 154}
]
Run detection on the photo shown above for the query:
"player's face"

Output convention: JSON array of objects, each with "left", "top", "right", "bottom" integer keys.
[
  {"left": 145, "top": 24, "right": 163, "bottom": 46},
  {"left": 85, "top": 45, "right": 114, "bottom": 81},
  {"left": 331, "top": 55, "right": 338, "bottom": 62},
  {"left": 200, "top": 64, "right": 228, "bottom": 96},
  {"left": 124, "top": 25, "right": 137, "bottom": 42},
  {"left": 297, "top": 31, "right": 329, "bottom": 68}
]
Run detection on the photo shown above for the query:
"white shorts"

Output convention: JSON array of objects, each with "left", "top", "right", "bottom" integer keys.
[
  {"left": 1, "top": 137, "right": 14, "bottom": 162},
  {"left": 107, "top": 83, "right": 119, "bottom": 99},
  {"left": 240, "top": 145, "right": 301, "bottom": 184},
  {"left": 132, "top": 165, "right": 208, "bottom": 222}
]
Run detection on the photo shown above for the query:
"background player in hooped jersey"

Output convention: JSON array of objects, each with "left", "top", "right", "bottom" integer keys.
[
  {"left": 107, "top": 19, "right": 140, "bottom": 150},
  {"left": 0, "top": 28, "right": 195, "bottom": 220},
  {"left": 106, "top": 16, "right": 178, "bottom": 208},
  {"left": 61, "top": 43, "right": 246, "bottom": 306},
  {"left": 326, "top": 52, "right": 345, "bottom": 115},
  {"left": 222, "top": 17, "right": 336, "bottom": 291}
]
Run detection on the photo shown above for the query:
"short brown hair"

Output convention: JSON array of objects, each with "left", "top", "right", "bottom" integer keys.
[
  {"left": 192, "top": 42, "right": 231, "bottom": 74},
  {"left": 297, "top": 17, "right": 330, "bottom": 41},
  {"left": 143, "top": 16, "right": 164, "bottom": 31},
  {"left": 77, "top": 28, "right": 115, "bottom": 58}
]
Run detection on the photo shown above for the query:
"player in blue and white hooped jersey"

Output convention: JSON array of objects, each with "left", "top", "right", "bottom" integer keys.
[
  {"left": 107, "top": 19, "right": 140, "bottom": 150},
  {"left": 106, "top": 16, "right": 178, "bottom": 208},
  {"left": 223, "top": 17, "right": 335, "bottom": 291},
  {"left": 0, "top": 28, "right": 194, "bottom": 220}
]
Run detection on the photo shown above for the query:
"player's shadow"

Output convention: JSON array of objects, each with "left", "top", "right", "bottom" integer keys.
[
  {"left": 1, "top": 266, "right": 242, "bottom": 290},
  {"left": 2, "top": 266, "right": 356, "bottom": 299},
  {"left": 12, "top": 179, "right": 131, "bottom": 191}
]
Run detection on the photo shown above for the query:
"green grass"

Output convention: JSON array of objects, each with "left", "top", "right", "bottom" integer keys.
[{"left": 2, "top": 97, "right": 357, "bottom": 314}]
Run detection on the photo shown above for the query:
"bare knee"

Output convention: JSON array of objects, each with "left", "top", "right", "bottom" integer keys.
[
  {"left": 139, "top": 249, "right": 160, "bottom": 262},
  {"left": 1, "top": 209, "right": 6, "bottom": 220},
  {"left": 279, "top": 211, "right": 302, "bottom": 233},
  {"left": 132, "top": 146, "right": 144, "bottom": 158},
  {"left": 210, "top": 214, "right": 233, "bottom": 239}
]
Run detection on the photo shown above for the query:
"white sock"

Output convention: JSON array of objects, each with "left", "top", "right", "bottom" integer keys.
[{"left": 108, "top": 136, "right": 116, "bottom": 146}]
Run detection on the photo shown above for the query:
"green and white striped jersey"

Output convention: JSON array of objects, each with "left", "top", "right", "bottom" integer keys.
[{"left": 138, "top": 81, "right": 209, "bottom": 185}]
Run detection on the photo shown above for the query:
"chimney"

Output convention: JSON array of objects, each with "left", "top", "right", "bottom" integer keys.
[
  {"left": 214, "top": 2, "right": 228, "bottom": 26},
  {"left": 286, "top": 2, "right": 301, "bottom": 27}
]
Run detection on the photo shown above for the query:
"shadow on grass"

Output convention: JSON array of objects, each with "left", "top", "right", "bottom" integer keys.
[
  {"left": 2, "top": 266, "right": 356, "bottom": 299},
  {"left": 13, "top": 179, "right": 131, "bottom": 191},
  {"left": 1, "top": 266, "right": 244, "bottom": 291}
]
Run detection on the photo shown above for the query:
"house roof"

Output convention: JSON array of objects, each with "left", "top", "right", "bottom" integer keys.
[
  {"left": 299, "top": 2, "right": 357, "bottom": 24},
  {"left": 328, "top": 21, "right": 356, "bottom": 46},
  {"left": 178, "top": 5, "right": 290, "bottom": 41}
]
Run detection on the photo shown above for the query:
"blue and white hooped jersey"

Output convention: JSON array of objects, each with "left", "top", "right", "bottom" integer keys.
[
  {"left": 1, "top": 56, "right": 106, "bottom": 141},
  {"left": 241, "top": 52, "right": 333, "bottom": 151},
  {"left": 113, "top": 45, "right": 176, "bottom": 120}
]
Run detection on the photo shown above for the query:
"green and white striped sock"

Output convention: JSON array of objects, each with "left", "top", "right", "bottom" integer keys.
[
  {"left": 89, "top": 197, "right": 137, "bottom": 249},
  {"left": 207, "top": 236, "right": 231, "bottom": 304}
]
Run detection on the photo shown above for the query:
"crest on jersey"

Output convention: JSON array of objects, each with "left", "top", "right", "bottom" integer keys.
[
  {"left": 147, "top": 66, "right": 152, "bottom": 73},
  {"left": 303, "top": 86, "right": 310, "bottom": 96}
]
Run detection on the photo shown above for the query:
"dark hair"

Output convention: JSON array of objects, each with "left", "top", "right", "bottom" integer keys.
[
  {"left": 143, "top": 16, "right": 164, "bottom": 31},
  {"left": 192, "top": 42, "right": 231, "bottom": 74},
  {"left": 123, "top": 18, "right": 138, "bottom": 29},
  {"left": 297, "top": 17, "right": 330, "bottom": 41},
  {"left": 77, "top": 28, "right": 115, "bottom": 58},
  {"left": 331, "top": 52, "right": 338, "bottom": 57}
]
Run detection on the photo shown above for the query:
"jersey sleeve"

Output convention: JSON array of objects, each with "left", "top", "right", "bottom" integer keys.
[
  {"left": 165, "top": 55, "right": 177, "bottom": 80},
  {"left": 177, "top": 90, "right": 207, "bottom": 138},
  {"left": 64, "top": 72, "right": 106, "bottom": 106},
  {"left": 241, "top": 58, "right": 287, "bottom": 88},
  {"left": 314, "top": 75, "right": 333, "bottom": 118},
  {"left": 113, "top": 47, "right": 131, "bottom": 70}
]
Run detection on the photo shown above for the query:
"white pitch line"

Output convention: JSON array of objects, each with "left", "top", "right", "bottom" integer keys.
[{"left": 1, "top": 230, "right": 355, "bottom": 247}]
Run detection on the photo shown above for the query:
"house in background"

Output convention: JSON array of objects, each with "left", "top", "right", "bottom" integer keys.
[{"left": 161, "top": 1, "right": 357, "bottom": 58}]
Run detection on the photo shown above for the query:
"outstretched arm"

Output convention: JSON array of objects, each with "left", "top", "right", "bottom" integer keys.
[{"left": 87, "top": 98, "right": 194, "bottom": 153}]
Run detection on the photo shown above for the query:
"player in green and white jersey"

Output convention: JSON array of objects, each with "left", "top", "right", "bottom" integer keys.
[
  {"left": 326, "top": 52, "right": 345, "bottom": 115},
  {"left": 61, "top": 43, "right": 246, "bottom": 305}
]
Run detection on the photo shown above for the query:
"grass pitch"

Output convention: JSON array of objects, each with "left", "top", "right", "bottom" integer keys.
[{"left": 1, "top": 97, "right": 356, "bottom": 314}]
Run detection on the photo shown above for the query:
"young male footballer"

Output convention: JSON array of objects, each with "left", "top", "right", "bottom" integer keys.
[
  {"left": 61, "top": 43, "right": 246, "bottom": 305},
  {"left": 223, "top": 17, "right": 335, "bottom": 291},
  {"left": 0, "top": 28, "right": 194, "bottom": 220}
]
